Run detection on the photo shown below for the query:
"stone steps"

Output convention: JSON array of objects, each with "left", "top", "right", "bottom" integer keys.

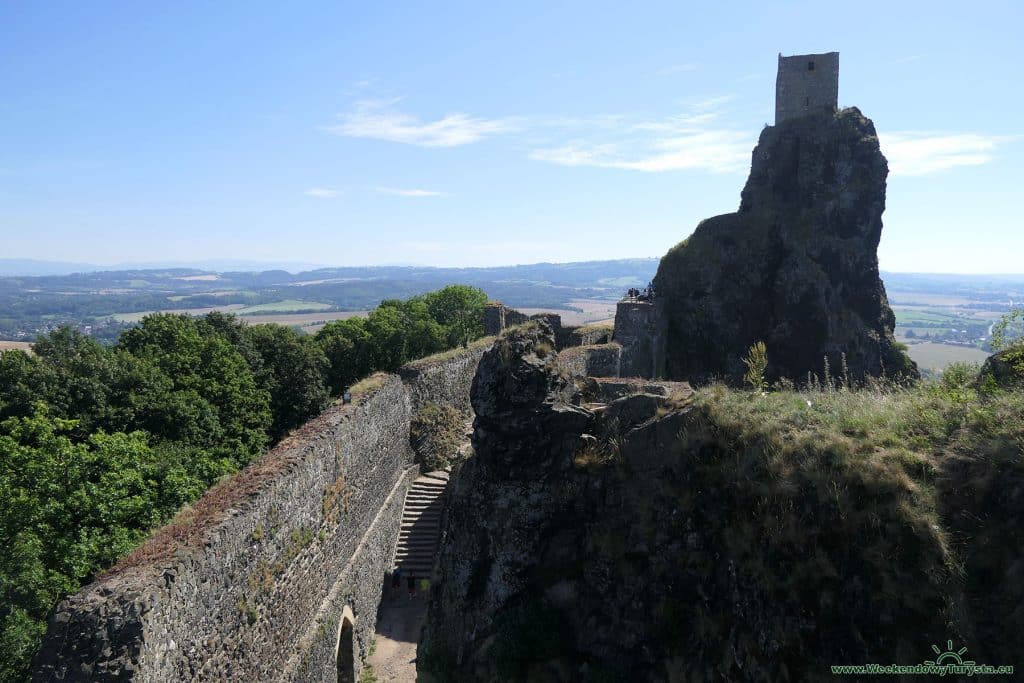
[{"left": 392, "top": 471, "right": 450, "bottom": 577}]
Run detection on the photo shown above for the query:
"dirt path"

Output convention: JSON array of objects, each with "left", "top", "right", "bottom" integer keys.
[{"left": 367, "top": 583, "right": 428, "bottom": 681}]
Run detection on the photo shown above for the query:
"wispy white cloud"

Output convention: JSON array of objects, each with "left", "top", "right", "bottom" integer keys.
[
  {"left": 305, "top": 187, "right": 343, "bottom": 198},
  {"left": 889, "top": 54, "right": 925, "bottom": 65},
  {"left": 327, "top": 92, "right": 858, "bottom": 175},
  {"left": 376, "top": 187, "right": 447, "bottom": 197},
  {"left": 530, "top": 133, "right": 750, "bottom": 173},
  {"left": 529, "top": 98, "right": 752, "bottom": 174},
  {"left": 326, "top": 99, "right": 516, "bottom": 147},
  {"left": 657, "top": 63, "right": 698, "bottom": 76},
  {"left": 683, "top": 94, "right": 737, "bottom": 112},
  {"left": 880, "top": 132, "right": 1017, "bottom": 176}
]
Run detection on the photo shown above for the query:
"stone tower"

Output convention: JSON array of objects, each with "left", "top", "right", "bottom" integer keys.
[{"left": 775, "top": 51, "right": 839, "bottom": 124}]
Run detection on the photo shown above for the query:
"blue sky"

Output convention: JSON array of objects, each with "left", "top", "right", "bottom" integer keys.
[{"left": 1, "top": 1, "right": 1021, "bottom": 272}]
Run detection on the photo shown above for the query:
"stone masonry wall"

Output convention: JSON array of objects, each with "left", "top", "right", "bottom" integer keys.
[
  {"left": 286, "top": 466, "right": 416, "bottom": 683},
  {"left": 32, "top": 344, "right": 489, "bottom": 683},
  {"left": 483, "top": 303, "right": 505, "bottom": 337},
  {"left": 482, "top": 302, "right": 531, "bottom": 337},
  {"left": 613, "top": 300, "right": 665, "bottom": 378},
  {"left": 563, "top": 323, "right": 613, "bottom": 348},
  {"left": 775, "top": 51, "right": 839, "bottom": 124},
  {"left": 398, "top": 338, "right": 492, "bottom": 415},
  {"left": 556, "top": 343, "right": 622, "bottom": 378}
]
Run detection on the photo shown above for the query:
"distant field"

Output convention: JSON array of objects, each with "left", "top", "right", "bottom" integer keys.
[
  {"left": 895, "top": 327, "right": 939, "bottom": 339},
  {"left": 112, "top": 304, "right": 246, "bottom": 322},
  {"left": 894, "top": 309, "right": 963, "bottom": 325},
  {"left": 518, "top": 298, "right": 619, "bottom": 326},
  {"left": 0, "top": 341, "right": 33, "bottom": 353},
  {"left": 112, "top": 300, "right": 333, "bottom": 322},
  {"left": 243, "top": 311, "right": 369, "bottom": 332},
  {"left": 887, "top": 291, "right": 977, "bottom": 306},
  {"left": 234, "top": 300, "right": 332, "bottom": 314},
  {"left": 904, "top": 342, "right": 990, "bottom": 372}
]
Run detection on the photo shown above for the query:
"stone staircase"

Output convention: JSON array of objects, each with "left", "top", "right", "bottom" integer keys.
[{"left": 392, "top": 471, "right": 449, "bottom": 577}]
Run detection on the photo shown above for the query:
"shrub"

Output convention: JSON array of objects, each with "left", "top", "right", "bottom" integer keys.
[
  {"left": 742, "top": 341, "right": 768, "bottom": 392},
  {"left": 410, "top": 403, "right": 466, "bottom": 471}
]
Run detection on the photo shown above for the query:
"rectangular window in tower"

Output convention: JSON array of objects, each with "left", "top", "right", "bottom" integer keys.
[
  {"left": 805, "top": 97, "right": 810, "bottom": 107},
  {"left": 808, "top": 61, "right": 815, "bottom": 71}
]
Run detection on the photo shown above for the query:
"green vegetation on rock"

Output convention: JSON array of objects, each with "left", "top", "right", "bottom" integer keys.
[{"left": 410, "top": 402, "right": 466, "bottom": 471}]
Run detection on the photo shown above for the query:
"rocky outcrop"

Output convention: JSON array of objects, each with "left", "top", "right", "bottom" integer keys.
[
  {"left": 418, "top": 323, "right": 701, "bottom": 681},
  {"left": 654, "top": 108, "right": 917, "bottom": 384},
  {"left": 418, "top": 324, "right": 991, "bottom": 682},
  {"left": 980, "top": 347, "right": 1024, "bottom": 388}
]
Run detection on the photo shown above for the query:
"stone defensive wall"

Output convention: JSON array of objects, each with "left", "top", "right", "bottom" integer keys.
[
  {"left": 483, "top": 302, "right": 614, "bottom": 352},
  {"left": 564, "top": 322, "right": 612, "bottom": 348},
  {"left": 483, "top": 302, "right": 528, "bottom": 337},
  {"left": 398, "top": 337, "right": 493, "bottom": 414},
  {"left": 31, "top": 343, "right": 492, "bottom": 682},
  {"left": 613, "top": 300, "right": 665, "bottom": 379},
  {"left": 556, "top": 342, "right": 622, "bottom": 378}
]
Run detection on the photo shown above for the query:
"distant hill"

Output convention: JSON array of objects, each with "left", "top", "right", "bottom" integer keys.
[
  {"left": 0, "top": 259, "right": 331, "bottom": 277},
  {"left": 0, "top": 259, "right": 104, "bottom": 276},
  {"left": 0, "top": 258, "right": 661, "bottom": 342},
  {"left": 1, "top": 258, "right": 1021, "bottom": 353}
]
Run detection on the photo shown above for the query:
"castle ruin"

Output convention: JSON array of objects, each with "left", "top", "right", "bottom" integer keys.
[{"left": 775, "top": 51, "right": 839, "bottom": 124}]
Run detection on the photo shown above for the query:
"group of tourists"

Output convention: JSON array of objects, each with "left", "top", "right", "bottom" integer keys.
[
  {"left": 390, "top": 567, "right": 430, "bottom": 600},
  {"left": 626, "top": 282, "right": 657, "bottom": 302}
]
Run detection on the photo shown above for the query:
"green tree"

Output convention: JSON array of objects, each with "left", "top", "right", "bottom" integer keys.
[
  {"left": 365, "top": 305, "right": 411, "bottom": 371},
  {"left": 199, "top": 311, "right": 264, "bottom": 370},
  {"left": 0, "top": 349, "right": 53, "bottom": 423},
  {"left": 989, "top": 307, "right": 1024, "bottom": 381},
  {"left": 423, "top": 285, "right": 488, "bottom": 348},
  {"left": 315, "top": 317, "right": 374, "bottom": 393},
  {"left": 118, "top": 314, "right": 271, "bottom": 465},
  {"left": 384, "top": 297, "right": 446, "bottom": 360},
  {"left": 0, "top": 408, "right": 206, "bottom": 682},
  {"left": 991, "top": 307, "right": 1023, "bottom": 351},
  {"left": 244, "top": 324, "right": 330, "bottom": 439}
]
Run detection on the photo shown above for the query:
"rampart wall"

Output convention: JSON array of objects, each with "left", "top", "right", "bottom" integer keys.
[
  {"left": 564, "top": 323, "right": 613, "bottom": 348},
  {"left": 398, "top": 338, "right": 492, "bottom": 414},
  {"left": 557, "top": 342, "right": 622, "bottom": 378},
  {"left": 613, "top": 300, "right": 665, "bottom": 378},
  {"left": 483, "top": 302, "right": 528, "bottom": 337},
  {"left": 32, "top": 345, "right": 488, "bottom": 683}
]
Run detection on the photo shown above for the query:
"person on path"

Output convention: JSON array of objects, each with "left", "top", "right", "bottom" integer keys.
[{"left": 407, "top": 574, "right": 417, "bottom": 599}]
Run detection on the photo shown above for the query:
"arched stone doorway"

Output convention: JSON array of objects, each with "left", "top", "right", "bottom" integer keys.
[{"left": 336, "top": 606, "right": 356, "bottom": 683}]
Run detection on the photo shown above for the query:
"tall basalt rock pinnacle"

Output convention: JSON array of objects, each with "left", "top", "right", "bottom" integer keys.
[{"left": 654, "top": 108, "right": 917, "bottom": 384}]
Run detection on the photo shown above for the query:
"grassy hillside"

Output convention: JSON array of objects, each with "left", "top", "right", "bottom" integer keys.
[{"left": 656, "top": 369, "right": 1023, "bottom": 676}]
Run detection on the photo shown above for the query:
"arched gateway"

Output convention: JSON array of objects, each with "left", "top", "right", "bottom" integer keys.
[{"left": 336, "top": 605, "right": 356, "bottom": 683}]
